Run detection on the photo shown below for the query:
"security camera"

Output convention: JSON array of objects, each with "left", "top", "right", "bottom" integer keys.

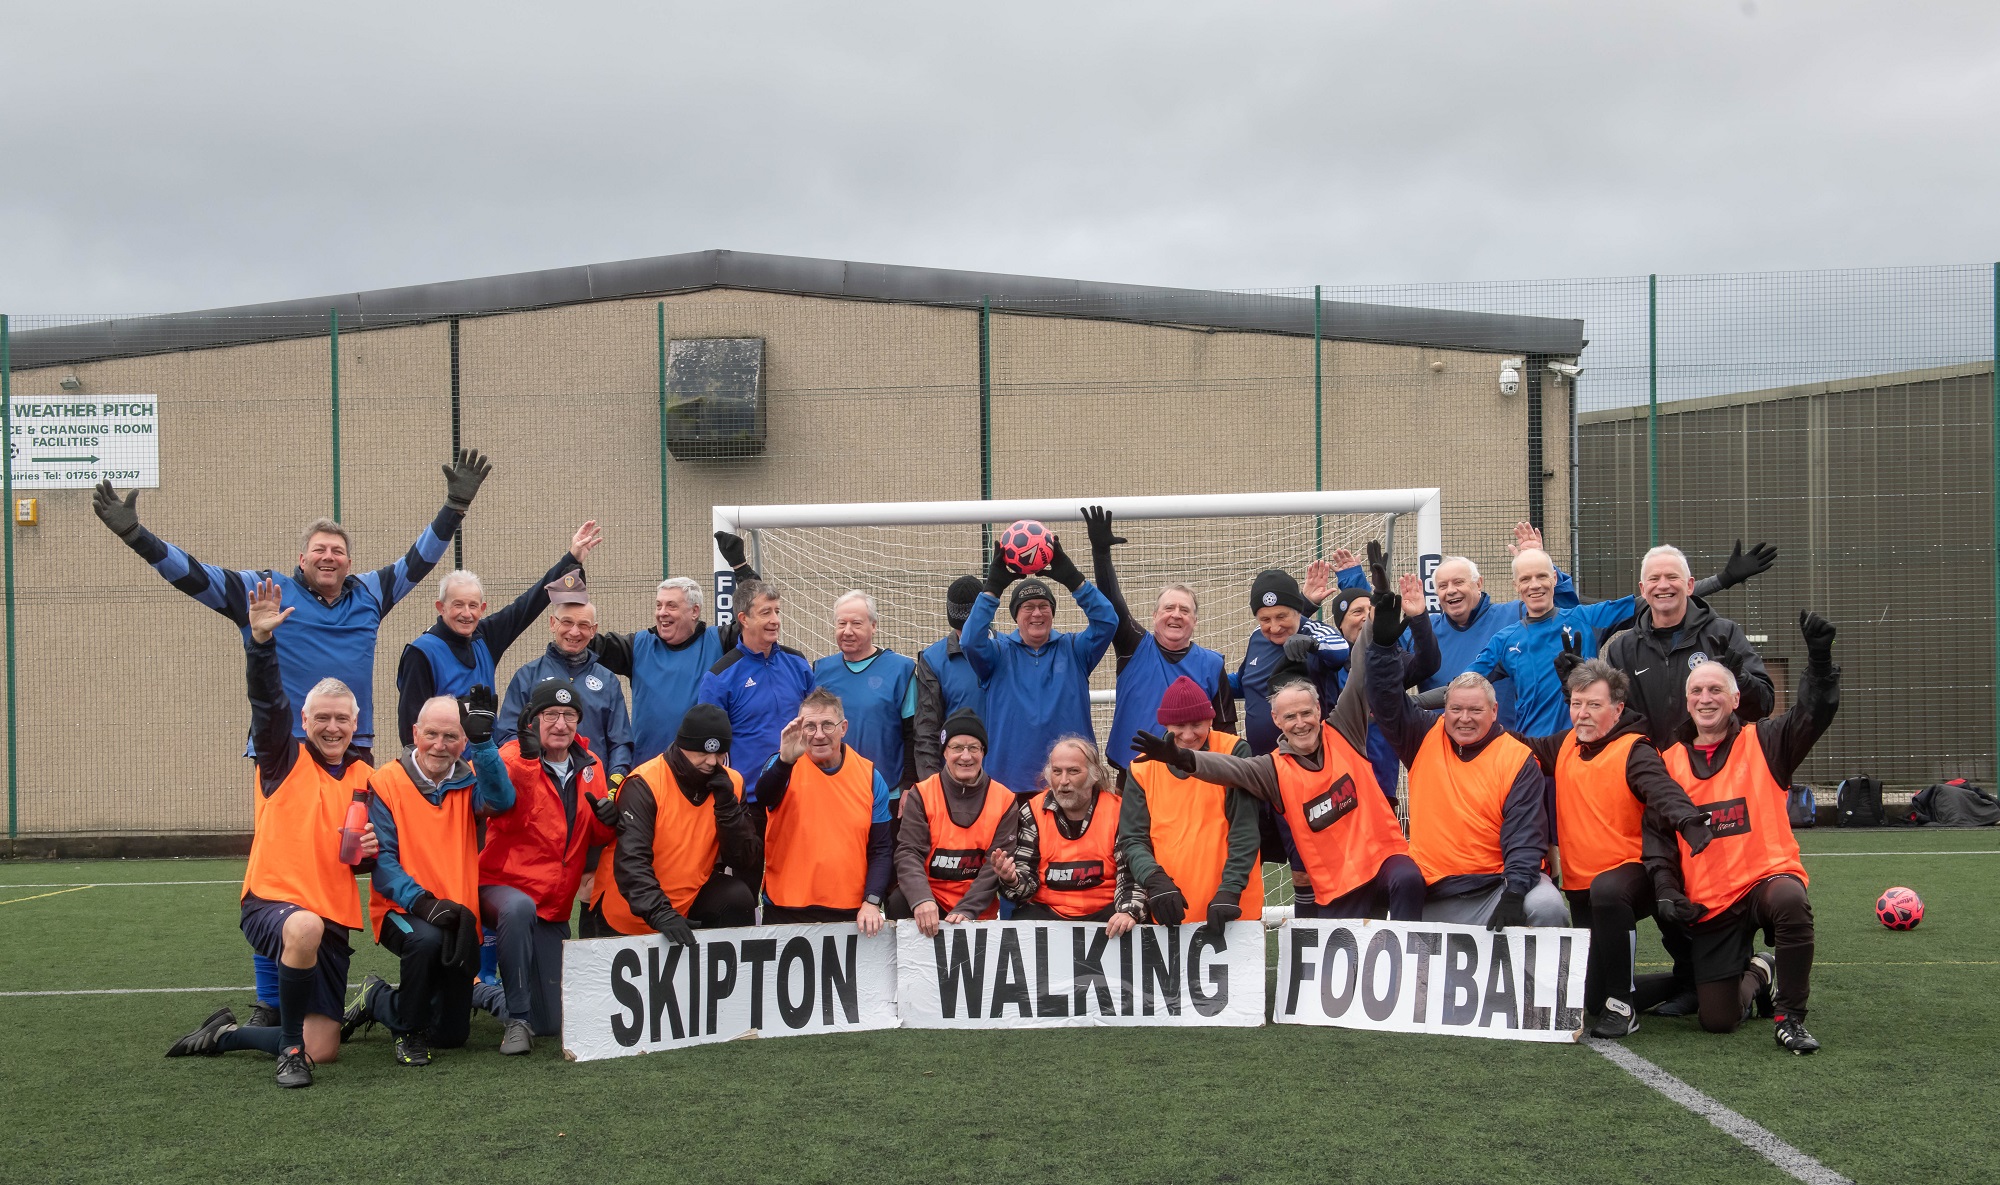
[
  {"left": 1498, "top": 365, "right": 1521, "bottom": 397},
  {"left": 1547, "top": 362, "right": 1583, "bottom": 378}
]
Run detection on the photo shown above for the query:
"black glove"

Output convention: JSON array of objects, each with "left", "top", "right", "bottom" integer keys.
[
  {"left": 714, "top": 530, "right": 749, "bottom": 570},
  {"left": 586, "top": 792, "right": 620, "bottom": 829},
  {"left": 1081, "top": 505, "right": 1126, "bottom": 552},
  {"left": 1655, "top": 894, "right": 1705, "bottom": 926},
  {"left": 1799, "top": 610, "right": 1836, "bottom": 660},
  {"left": 458, "top": 684, "right": 497, "bottom": 744},
  {"left": 1679, "top": 815, "right": 1715, "bottom": 856},
  {"left": 983, "top": 545, "right": 1020, "bottom": 596},
  {"left": 1553, "top": 627, "right": 1585, "bottom": 686},
  {"left": 1282, "top": 632, "right": 1319, "bottom": 663},
  {"left": 442, "top": 447, "right": 492, "bottom": 511},
  {"left": 91, "top": 480, "right": 145, "bottom": 543},
  {"left": 1365, "top": 540, "right": 1390, "bottom": 594},
  {"left": 1043, "top": 535, "right": 1085, "bottom": 591},
  {"left": 1370, "top": 588, "right": 1402, "bottom": 646},
  {"left": 1130, "top": 730, "right": 1195, "bottom": 774},
  {"left": 439, "top": 909, "right": 481, "bottom": 970},
  {"left": 409, "top": 892, "right": 468, "bottom": 932},
  {"left": 1487, "top": 889, "right": 1529, "bottom": 931},
  {"left": 708, "top": 772, "right": 742, "bottom": 821},
  {"left": 1142, "top": 870, "right": 1187, "bottom": 927},
  {"left": 1718, "top": 540, "right": 1778, "bottom": 589},
  {"left": 649, "top": 905, "right": 697, "bottom": 947},
  {"left": 1199, "top": 892, "right": 1242, "bottom": 946}
]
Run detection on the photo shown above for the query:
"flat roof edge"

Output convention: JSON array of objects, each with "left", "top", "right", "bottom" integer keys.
[{"left": 1578, "top": 360, "right": 1996, "bottom": 425}]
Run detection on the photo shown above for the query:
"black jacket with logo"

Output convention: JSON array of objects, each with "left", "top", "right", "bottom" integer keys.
[{"left": 1603, "top": 596, "right": 1775, "bottom": 749}]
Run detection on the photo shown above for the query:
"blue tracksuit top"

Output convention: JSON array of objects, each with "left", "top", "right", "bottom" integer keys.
[
  {"left": 630, "top": 626, "right": 726, "bottom": 765},
  {"left": 920, "top": 634, "right": 986, "bottom": 721},
  {"left": 409, "top": 631, "right": 496, "bottom": 700},
  {"left": 1233, "top": 621, "right": 1348, "bottom": 756},
  {"left": 497, "top": 643, "right": 636, "bottom": 777},
  {"left": 1469, "top": 595, "right": 1640, "bottom": 735},
  {"left": 960, "top": 582, "right": 1119, "bottom": 796},
  {"left": 699, "top": 641, "right": 817, "bottom": 800},
  {"left": 1423, "top": 570, "right": 1578, "bottom": 727},
  {"left": 812, "top": 649, "right": 917, "bottom": 790},
  {"left": 1107, "top": 636, "right": 1225, "bottom": 770},
  {"left": 122, "top": 506, "right": 460, "bottom": 750}
]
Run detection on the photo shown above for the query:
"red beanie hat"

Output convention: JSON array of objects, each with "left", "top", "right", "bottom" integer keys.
[{"left": 1155, "top": 675, "right": 1213, "bottom": 725}]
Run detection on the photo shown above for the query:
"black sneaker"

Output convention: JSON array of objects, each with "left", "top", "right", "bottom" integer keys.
[
  {"left": 166, "top": 1007, "right": 238, "bottom": 1057},
  {"left": 1748, "top": 952, "right": 1777, "bottom": 1020},
  {"left": 247, "top": 1003, "right": 280, "bottom": 1029},
  {"left": 1774, "top": 1013, "right": 1820, "bottom": 1055},
  {"left": 1590, "top": 997, "right": 1640, "bottom": 1039},
  {"left": 393, "top": 1034, "right": 431, "bottom": 1067},
  {"left": 341, "top": 974, "right": 389, "bottom": 1043},
  {"left": 1651, "top": 988, "right": 1699, "bottom": 1017},
  {"left": 275, "top": 1044, "right": 315, "bottom": 1088}
]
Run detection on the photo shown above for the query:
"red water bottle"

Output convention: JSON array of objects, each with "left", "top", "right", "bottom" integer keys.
[{"left": 337, "top": 789, "right": 371, "bottom": 865}]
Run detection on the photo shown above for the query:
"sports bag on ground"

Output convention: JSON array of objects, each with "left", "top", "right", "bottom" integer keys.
[
  {"left": 1835, "top": 775, "right": 1885, "bottom": 827},
  {"left": 1786, "top": 784, "right": 1817, "bottom": 829}
]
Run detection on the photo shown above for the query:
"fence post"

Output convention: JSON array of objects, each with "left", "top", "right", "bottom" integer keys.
[
  {"left": 1646, "top": 273, "right": 1659, "bottom": 547},
  {"left": 657, "top": 301, "right": 670, "bottom": 579},
  {"left": 329, "top": 308, "right": 343, "bottom": 521},
  {"left": 979, "top": 296, "right": 993, "bottom": 556},
  {"left": 1991, "top": 262, "right": 1998, "bottom": 776},
  {"left": 1, "top": 313, "right": 14, "bottom": 838},
  {"left": 449, "top": 318, "right": 463, "bottom": 570},
  {"left": 1314, "top": 284, "right": 1324, "bottom": 557}
]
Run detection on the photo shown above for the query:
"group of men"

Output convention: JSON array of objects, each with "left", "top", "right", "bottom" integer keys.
[{"left": 98, "top": 464, "right": 1831, "bottom": 1087}]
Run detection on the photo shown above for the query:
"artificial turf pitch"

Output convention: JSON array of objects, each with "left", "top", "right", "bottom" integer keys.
[{"left": 2, "top": 828, "right": 1993, "bottom": 1185}]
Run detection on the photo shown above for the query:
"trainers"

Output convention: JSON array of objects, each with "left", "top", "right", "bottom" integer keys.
[
  {"left": 1748, "top": 952, "right": 1777, "bottom": 1019},
  {"left": 1590, "top": 997, "right": 1640, "bottom": 1039},
  {"left": 1774, "top": 1013, "right": 1820, "bottom": 1055},
  {"left": 393, "top": 1034, "right": 431, "bottom": 1067},
  {"left": 1651, "top": 988, "right": 1699, "bottom": 1017},
  {"left": 341, "top": 974, "right": 389, "bottom": 1042},
  {"left": 247, "top": 1003, "right": 280, "bottom": 1029},
  {"left": 166, "top": 1007, "right": 238, "bottom": 1057},
  {"left": 274, "top": 1044, "right": 315, "bottom": 1088},
  {"left": 500, "top": 1019, "right": 534, "bottom": 1056}
]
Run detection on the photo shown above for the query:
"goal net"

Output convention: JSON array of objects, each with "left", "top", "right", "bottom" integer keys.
[{"left": 711, "top": 490, "right": 1443, "bottom": 916}]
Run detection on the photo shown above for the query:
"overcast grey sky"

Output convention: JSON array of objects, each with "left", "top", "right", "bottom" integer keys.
[{"left": 4, "top": 1, "right": 1998, "bottom": 313}]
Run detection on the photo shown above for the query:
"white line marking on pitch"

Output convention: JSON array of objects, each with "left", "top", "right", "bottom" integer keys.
[
  {"left": 1587, "top": 1038, "right": 1852, "bottom": 1185},
  {"left": 0, "top": 986, "right": 256, "bottom": 998},
  {"left": 0, "top": 880, "right": 241, "bottom": 888}
]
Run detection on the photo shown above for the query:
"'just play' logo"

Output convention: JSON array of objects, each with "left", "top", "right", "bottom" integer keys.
[
  {"left": 1705, "top": 797, "right": 1752, "bottom": 838},
  {"left": 1303, "top": 775, "right": 1359, "bottom": 832},
  {"left": 929, "top": 848, "right": 987, "bottom": 881},
  {"left": 1043, "top": 860, "right": 1106, "bottom": 891}
]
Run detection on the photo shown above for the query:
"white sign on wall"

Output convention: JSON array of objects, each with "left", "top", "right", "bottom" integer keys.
[
  {"left": 896, "top": 920, "right": 1266, "bottom": 1029},
  {"left": 1275, "top": 919, "right": 1589, "bottom": 1043},
  {"left": 561, "top": 924, "right": 900, "bottom": 1062},
  {"left": 6, "top": 395, "right": 159, "bottom": 490}
]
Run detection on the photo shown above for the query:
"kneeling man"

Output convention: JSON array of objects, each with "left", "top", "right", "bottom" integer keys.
[
  {"left": 756, "top": 689, "right": 893, "bottom": 933},
  {"left": 998, "top": 737, "right": 1142, "bottom": 933}
]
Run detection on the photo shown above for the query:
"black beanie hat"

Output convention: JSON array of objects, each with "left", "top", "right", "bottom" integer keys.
[
  {"left": 1009, "top": 578, "right": 1055, "bottom": 616},
  {"left": 522, "top": 677, "right": 581, "bottom": 725},
  {"left": 675, "top": 703, "right": 733, "bottom": 756},
  {"left": 1249, "top": 569, "right": 1312, "bottom": 616},
  {"left": 1329, "top": 585, "right": 1373, "bottom": 627},
  {"left": 940, "top": 707, "right": 988, "bottom": 750},
  {"left": 946, "top": 575, "right": 984, "bottom": 629}
]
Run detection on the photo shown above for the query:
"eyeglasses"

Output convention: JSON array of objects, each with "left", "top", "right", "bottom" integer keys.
[
  {"left": 553, "top": 618, "right": 598, "bottom": 632},
  {"left": 799, "top": 721, "right": 843, "bottom": 735}
]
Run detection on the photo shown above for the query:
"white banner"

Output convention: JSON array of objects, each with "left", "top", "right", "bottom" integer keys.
[
  {"left": 561, "top": 924, "right": 899, "bottom": 1062},
  {"left": 6, "top": 395, "right": 159, "bottom": 490},
  {"left": 1275, "top": 919, "right": 1589, "bottom": 1043},
  {"left": 895, "top": 919, "right": 1265, "bottom": 1029}
]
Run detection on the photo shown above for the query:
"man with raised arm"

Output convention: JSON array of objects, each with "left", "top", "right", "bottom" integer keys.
[
  {"left": 887, "top": 709, "right": 1018, "bottom": 934},
  {"left": 1425, "top": 523, "right": 1578, "bottom": 725},
  {"left": 1231, "top": 554, "right": 1368, "bottom": 757},
  {"left": 697, "top": 578, "right": 816, "bottom": 815},
  {"left": 1511, "top": 657, "right": 1713, "bottom": 1038},
  {"left": 912, "top": 576, "right": 989, "bottom": 781},
  {"left": 165, "top": 580, "right": 378, "bottom": 1088},
  {"left": 1119, "top": 675, "right": 1263, "bottom": 929},
  {"left": 394, "top": 521, "right": 600, "bottom": 747},
  {"left": 1605, "top": 543, "right": 1778, "bottom": 748},
  {"left": 1646, "top": 612, "right": 1840, "bottom": 1054},
  {"left": 960, "top": 530, "right": 1119, "bottom": 797},
  {"left": 755, "top": 690, "right": 893, "bottom": 931},
  {"left": 590, "top": 531, "right": 760, "bottom": 764},
  {"left": 812, "top": 591, "right": 919, "bottom": 797},
  {"left": 496, "top": 580, "right": 634, "bottom": 781},
  {"left": 996, "top": 737, "right": 1145, "bottom": 931}
]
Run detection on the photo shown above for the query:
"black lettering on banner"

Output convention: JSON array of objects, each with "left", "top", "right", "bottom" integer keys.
[
  {"left": 1303, "top": 774, "right": 1359, "bottom": 832},
  {"left": 1188, "top": 927, "right": 1230, "bottom": 1017},
  {"left": 706, "top": 942, "right": 739, "bottom": 1036},
  {"left": 1442, "top": 933, "right": 1480, "bottom": 1025},
  {"left": 1118, "top": 930, "right": 1135, "bottom": 1016},
  {"left": 928, "top": 848, "right": 987, "bottom": 881},
  {"left": 650, "top": 944, "right": 686, "bottom": 1041},
  {"left": 1320, "top": 926, "right": 1360, "bottom": 1018},
  {"left": 1285, "top": 928, "right": 1321, "bottom": 1016},
  {"left": 1140, "top": 926, "right": 1182, "bottom": 1016},
  {"left": 1033, "top": 927, "right": 1069, "bottom": 1017},
  {"left": 1360, "top": 929, "right": 1402, "bottom": 1022},
  {"left": 776, "top": 936, "right": 815, "bottom": 1029},
  {"left": 1521, "top": 935, "right": 1551, "bottom": 1029},
  {"left": 989, "top": 928, "right": 1033, "bottom": 1018},
  {"left": 1404, "top": 931, "right": 1444, "bottom": 1023},
  {"left": 687, "top": 939, "right": 701, "bottom": 1038},
  {"left": 610, "top": 948, "right": 643, "bottom": 1047},
  {"left": 740, "top": 939, "right": 778, "bottom": 1031},
  {"left": 934, "top": 928, "right": 988, "bottom": 1019},
  {"left": 821, "top": 935, "right": 860, "bottom": 1025},
  {"left": 1480, "top": 934, "right": 1519, "bottom": 1029},
  {"left": 1705, "top": 797, "right": 1752, "bottom": 838},
  {"left": 1554, "top": 936, "right": 1585, "bottom": 1030},
  {"left": 1072, "top": 926, "right": 1114, "bottom": 1016},
  {"left": 1042, "top": 860, "right": 1105, "bottom": 890}
]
